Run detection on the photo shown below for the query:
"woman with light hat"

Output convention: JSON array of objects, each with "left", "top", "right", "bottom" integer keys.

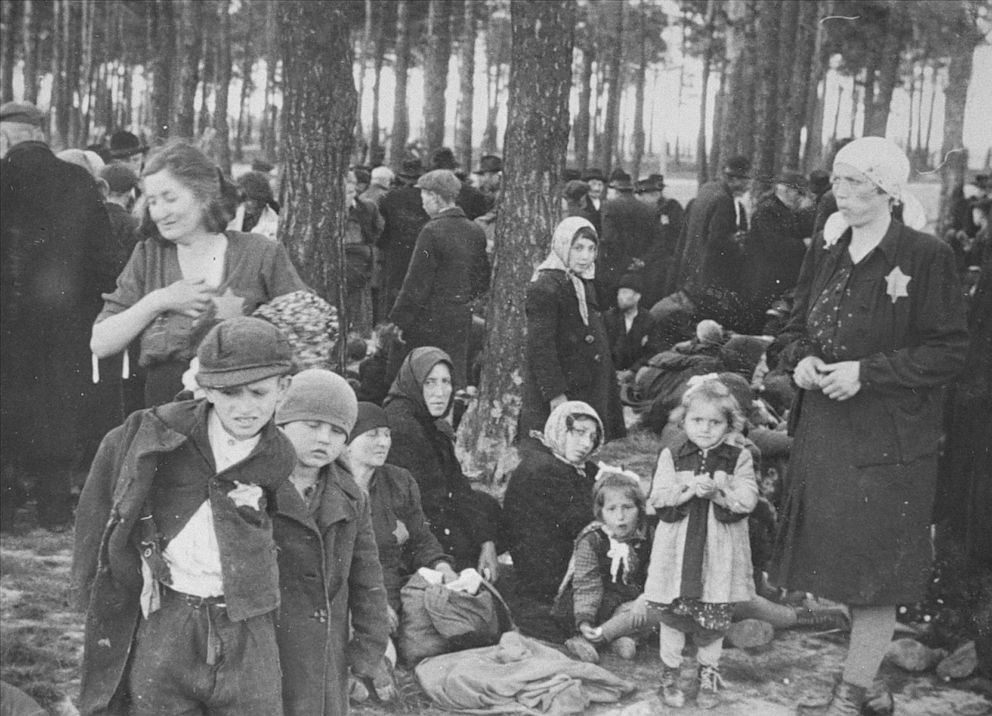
[{"left": 771, "top": 137, "right": 969, "bottom": 714}]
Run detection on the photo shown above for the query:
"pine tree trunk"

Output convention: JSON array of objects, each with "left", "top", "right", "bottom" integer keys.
[
  {"left": 1, "top": 0, "right": 16, "bottom": 103},
  {"left": 173, "top": 0, "right": 201, "bottom": 139},
  {"left": 923, "top": 65, "right": 937, "bottom": 164},
  {"left": 234, "top": 2, "right": 254, "bottom": 163},
  {"left": 866, "top": 8, "right": 906, "bottom": 137},
  {"left": 456, "top": 0, "right": 576, "bottom": 484},
  {"left": 937, "top": 27, "right": 979, "bottom": 235},
  {"left": 630, "top": 0, "right": 648, "bottom": 181},
  {"left": 197, "top": 20, "right": 215, "bottom": 137},
  {"left": 709, "top": 66, "right": 725, "bottom": 174},
  {"left": 802, "top": 0, "right": 830, "bottom": 171},
  {"left": 455, "top": 0, "right": 477, "bottom": 170},
  {"left": 369, "top": 0, "right": 385, "bottom": 164},
  {"left": 574, "top": 42, "right": 593, "bottom": 170},
  {"left": 261, "top": 0, "right": 279, "bottom": 161},
  {"left": 389, "top": 0, "right": 411, "bottom": 164},
  {"left": 214, "top": 0, "right": 232, "bottom": 175},
  {"left": 779, "top": 0, "right": 814, "bottom": 170},
  {"left": 21, "top": 0, "right": 37, "bottom": 103},
  {"left": 696, "top": 0, "right": 717, "bottom": 185},
  {"left": 79, "top": 0, "right": 96, "bottom": 143},
  {"left": 51, "top": 0, "right": 65, "bottom": 149},
  {"left": 66, "top": 0, "right": 83, "bottom": 147},
  {"left": 356, "top": 0, "right": 374, "bottom": 150},
  {"left": 716, "top": 0, "right": 753, "bottom": 167},
  {"left": 150, "top": 0, "right": 175, "bottom": 140},
  {"left": 751, "top": 0, "right": 781, "bottom": 193},
  {"left": 423, "top": 0, "right": 452, "bottom": 155},
  {"left": 278, "top": 0, "right": 357, "bottom": 373},
  {"left": 598, "top": 0, "right": 624, "bottom": 175}
]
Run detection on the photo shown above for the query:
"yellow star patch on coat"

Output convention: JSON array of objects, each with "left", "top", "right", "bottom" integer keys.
[
  {"left": 212, "top": 288, "right": 245, "bottom": 320},
  {"left": 885, "top": 267, "right": 911, "bottom": 304}
]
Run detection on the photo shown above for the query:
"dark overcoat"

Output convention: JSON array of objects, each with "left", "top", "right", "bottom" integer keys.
[
  {"left": 519, "top": 270, "right": 625, "bottom": 442},
  {"left": 603, "top": 306, "right": 658, "bottom": 372},
  {"left": 771, "top": 221, "right": 969, "bottom": 605},
  {"left": 599, "top": 194, "right": 663, "bottom": 299},
  {"left": 273, "top": 462, "right": 389, "bottom": 716},
  {"left": 377, "top": 185, "right": 429, "bottom": 307}
]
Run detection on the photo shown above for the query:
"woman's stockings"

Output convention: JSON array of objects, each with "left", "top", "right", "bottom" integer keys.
[{"left": 841, "top": 605, "right": 896, "bottom": 688}]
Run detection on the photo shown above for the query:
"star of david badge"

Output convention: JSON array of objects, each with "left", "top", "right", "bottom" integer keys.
[
  {"left": 212, "top": 288, "right": 245, "bottom": 320},
  {"left": 884, "top": 267, "right": 911, "bottom": 304}
]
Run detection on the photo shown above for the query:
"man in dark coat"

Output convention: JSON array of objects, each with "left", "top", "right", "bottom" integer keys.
[
  {"left": 599, "top": 170, "right": 664, "bottom": 310},
  {"left": 603, "top": 273, "right": 659, "bottom": 373},
  {"left": 378, "top": 158, "right": 430, "bottom": 319},
  {"left": 652, "top": 155, "right": 751, "bottom": 347},
  {"left": 741, "top": 170, "right": 809, "bottom": 333},
  {"left": 1, "top": 102, "right": 116, "bottom": 530},
  {"left": 430, "top": 146, "right": 489, "bottom": 220},
  {"left": 388, "top": 170, "right": 490, "bottom": 388},
  {"left": 636, "top": 174, "right": 683, "bottom": 309},
  {"left": 581, "top": 168, "right": 606, "bottom": 234}
]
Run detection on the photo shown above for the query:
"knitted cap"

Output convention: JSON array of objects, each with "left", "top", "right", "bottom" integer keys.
[
  {"left": 276, "top": 369, "right": 358, "bottom": 435},
  {"left": 349, "top": 402, "right": 390, "bottom": 442},
  {"left": 196, "top": 317, "right": 294, "bottom": 388}
]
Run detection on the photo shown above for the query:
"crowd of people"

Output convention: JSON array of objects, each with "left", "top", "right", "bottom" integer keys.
[{"left": 1, "top": 95, "right": 989, "bottom": 716}]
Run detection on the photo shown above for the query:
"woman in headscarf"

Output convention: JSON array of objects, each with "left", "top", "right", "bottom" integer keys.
[
  {"left": 519, "top": 217, "right": 625, "bottom": 444},
  {"left": 770, "top": 137, "right": 969, "bottom": 715},
  {"left": 501, "top": 401, "right": 604, "bottom": 641},
  {"left": 383, "top": 346, "right": 501, "bottom": 582}
]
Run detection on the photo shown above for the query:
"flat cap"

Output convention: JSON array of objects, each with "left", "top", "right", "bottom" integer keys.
[
  {"left": 415, "top": 169, "right": 462, "bottom": 202},
  {"left": 0, "top": 101, "right": 45, "bottom": 126}
]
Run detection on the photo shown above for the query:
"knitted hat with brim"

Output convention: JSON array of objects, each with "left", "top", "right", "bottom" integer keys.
[
  {"left": 276, "top": 369, "right": 358, "bottom": 436},
  {"left": 196, "top": 316, "right": 294, "bottom": 389}
]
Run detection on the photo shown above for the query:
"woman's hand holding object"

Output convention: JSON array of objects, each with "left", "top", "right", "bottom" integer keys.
[{"left": 819, "top": 361, "right": 861, "bottom": 401}]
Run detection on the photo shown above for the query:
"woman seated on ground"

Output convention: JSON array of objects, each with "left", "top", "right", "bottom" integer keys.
[
  {"left": 500, "top": 400, "right": 604, "bottom": 642},
  {"left": 348, "top": 401, "right": 458, "bottom": 617},
  {"left": 383, "top": 346, "right": 501, "bottom": 581},
  {"left": 90, "top": 141, "right": 305, "bottom": 407}
]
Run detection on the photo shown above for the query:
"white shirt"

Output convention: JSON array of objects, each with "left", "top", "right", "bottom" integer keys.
[{"left": 162, "top": 410, "right": 261, "bottom": 597}]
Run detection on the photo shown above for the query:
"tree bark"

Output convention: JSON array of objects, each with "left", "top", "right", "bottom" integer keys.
[
  {"left": 51, "top": 0, "right": 65, "bottom": 148},
  {"left": 922, "top": 64, "right": 937, "bottom": 163},
  {"left": 369, "top": 0, "right": 386, "bottom": 164},
  {"left": 866, "top": 6, "right": 907, "bottom": 137},
  {"left": 21, "top": 0, "right": 37, "bottom": 104},
  {"left": 278, "top": 0, "right": 357, "bottom": 374},
  {"left": 456, "top": 0, "right": 575, "bottom": 484},
  {"left": 173, "top": 0, "right": 201, "bottom": 139},
  {"left": 455, "top": 0, "right": 477, "bottom": 170},
  {"left": 480, "top": 5, "right": 508, "bottom": 157},
  {"left": 197, "top": 17, "right": 215, "bottom": 137},
  {"left": 802, "top": 0, "right": 830, "bottom": 171},
  {"left": 574, "top": 41, "right": 593, "bottom": 170},
  {"left": 389, "top": 0, "right": 411, "bottom": 164},
  {"left": 214, "top": 0, "right": 232, "bottom": 175},
  {"left": 716, "top": 0, "right": 754, "bottom": 168},
  {"left": 423, "top": 0, "right": 452, "bottom": 155},
  {"left": 150, "top": 0, "right": 175, "bottom": 140},
  {"left": 937, "top": 26, "right": 979, "bottom": 235},
  {"left": 597, "top": 0, "right": 624, "bottom": 175},
  {"left": 751, "top": 0, "right": 781, "bottom": 193},
  {"left": 709, "top": 65, "right": 725, "bottom": 175},
  {"left": 630, "top": 0, "right": 648, "bottom": 181},
  {"left": 261, "top": 0, "right": 279, "bottom": 162},
  {"left": 234, "top": 0, "right": 254, "bottom": 162},
  {"left": 696, "top": 0, "right": 717, "bottom": 185},
  {"left": 1, "top": 0, "right": 16, "bottom": 103},
  {"left": 779, "top": 0, "right": 815, "bottom": 170}
]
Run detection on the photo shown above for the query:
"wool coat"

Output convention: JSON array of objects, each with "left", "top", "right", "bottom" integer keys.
[
  {"left": 771, "top": 220, "right": 969, "bottom": 605},
  {"left": 383, "top": 348, "right": 500, "bottom": 569},
  {"left": 520, "top": 269, "right": 625, "bottom": 442},
  {"left": 644, "top": 438, "right": 758, "bottom": 605},
  {"left": 599, "top": 194, "right": 663, "bottom": 300},
  {"left": 501, "top": 443, "right": 599, "bottom": 603},
  {"left": 71, "top": 400, "right": 296, "bottom": 716},
  {"left": 603, "top": 306, "right": 659, "bottom": 372},
  {"left": 378, "top": 184, "right": 429, "bottom": 308},
  {"left": 273, "top": 461, "right": 390, "bottom": 716}
]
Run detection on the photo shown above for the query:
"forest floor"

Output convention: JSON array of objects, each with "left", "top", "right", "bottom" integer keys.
[{"left": 2, "top": 430, "right": 990, "bottom": 714}]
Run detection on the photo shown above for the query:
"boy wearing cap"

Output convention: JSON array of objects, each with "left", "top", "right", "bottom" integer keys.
[
  {"left": 72, "top": 316, "right": 297, "bottom": 716},
  {"left": 272, "top": 371, "right": 391, "bottom": 716},
  {"left": 603, "top": 273, "right": 659, "bottom": 374}
]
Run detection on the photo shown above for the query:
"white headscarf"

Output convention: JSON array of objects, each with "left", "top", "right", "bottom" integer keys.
[
  {"left": 533, "top": 216, "right": 598, "bottom": 325},
  {"left": 530, "top": 399, "right": 603, "bottom": 466},
  {"left": 825, "top": 137, "right": 926, "bottom": 244}
]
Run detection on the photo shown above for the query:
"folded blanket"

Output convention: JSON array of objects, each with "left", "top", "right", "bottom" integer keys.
[{"left": 415, "top": 631, "right": 635, "bottom": 714}]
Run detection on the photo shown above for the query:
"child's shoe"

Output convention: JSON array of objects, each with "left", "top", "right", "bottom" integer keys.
[
  {"left": 696, "top": 664, "right": 724, "bottom": 709},
  {"left": 658, "top": 664, "right": 685, "bottom": 708},
  {"left": 565, "top": 636, "right": 599, "bottom": 663},
  {"left": 608, "top": 636, "right": 637, "bottom": 660}
]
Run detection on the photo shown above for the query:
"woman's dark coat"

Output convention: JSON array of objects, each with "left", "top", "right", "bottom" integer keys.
[
  {"left": 383, "top": 347, "right": 500, "bottom": 569},
  {"left": 771, "top": 221, "right": 969, "bottom": 605},
  {"left": 273, "top": 461, "right": 389, "bottom": 716},
  {"left": 519, "top": 270, "right": 625, "bottom": 442}
]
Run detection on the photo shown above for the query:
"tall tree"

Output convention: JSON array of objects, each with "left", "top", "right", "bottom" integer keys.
[
  {"left": 234, "top": 0, "right": 254, "bottom": 161},
  {"left": 597, "top": 0, "right": 624, "bottom": 175},
  {"left": 630, "top": 0, "right": 649, "bottom": 180},
  {"left": 695, "top": 0, "right": 717, "bottom": 184},
  {"left": 456, "top": 0, "right": 575, "bottom": 483},
  {"left": 716, "top": 0, "right": 756, "bottom": 168},
  {"left": 455, "top": 0, "right": 477, "bottom": 169},
  {"left": 173, "top": 0, "right": 201, "bottom": 139},
  {"left": 865, "top": 3, "right": 910, "bottom": 137},
  {"left": 573, "top": 28, "right": 594, "bottom": 170},
  {"left": 751, "top": 0, "right": 782, "bottom": 192},
  {"left": 21, "top": 0, "right": 37, "bottom": 104},
  {"left": 368, "top": 0, "right": 387, "bottom": 163},
  {"left": 389, "top": 0, "right": 411, "bottom": 163},
  {"left": 214, "top": 0, "right": 233, "bottom": 175},
  {"left": 802, "top": 0, "right": 831, "bottom": 170},
  {"left": 149, "top": 0, "right": 175, "bottom": 140},
  {"left": 278, "top": 0, "right": 357, "bottom": 373},
  {"left": 261, "top": 0, "right": 279, "bottom": 161},
  {"left": 423, "top": 0, "right": 452, "bottom": 154},
  {"left": 777, "top": 0, "right": 814, "bottom": 170},
  {"left": 1, "top": 0, "right": 16, "bottom": 103},
  {"left": 51, "top": 0, "right": 66, "bottom": 147},
  {"left": 480, "top": 3, "right": 510, "bottom": 156}
]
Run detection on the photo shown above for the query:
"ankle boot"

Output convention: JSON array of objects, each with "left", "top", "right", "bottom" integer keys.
[{"left": 797, "top": 680, "right": 866, "bottom": 716}]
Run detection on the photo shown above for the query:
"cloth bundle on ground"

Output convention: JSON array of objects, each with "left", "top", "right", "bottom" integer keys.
[
  {"left": 398, "top": 569, "right": 514, "bottom": 666},
  {"left": 415, "top": 631, "right": 635, "bottom": 714},
  {"left": 251, "top": 289, "right": 339, "bottom": 370}
]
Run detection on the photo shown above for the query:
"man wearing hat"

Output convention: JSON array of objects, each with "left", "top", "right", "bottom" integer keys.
[
  {"left": 603, "top": 272, "right": 659, "bottom": 374},
  {"left": 655, "top": 155, "right": 752, "bottom": 346},
  {"left": 73, "top": 316, "right": 297, "bottom": 716},
  {"left": 1, "top": 101, "right": 115, "bottom": 530},
  {"left": 600, "top": 169, "right": 663, "bottom": 309},
  {"left": 581, "top": 168, "right": 607, "bottom": 234},
  {"left": 430, "top": 146, "right": 488, "bottom": 220},
  {"left": 638, "top": 174, "right": 685, "bottom": 309},
  {"left": 473, "top": 154, "right": 503, "bottom": 211},
  {"left": 378, "top": 157, "right": 430, "bottom": 317},
  {"left": 108, "top": 129, "right": 148, "bottom": 174},
  {"left": 741, "top": 169, "right": 810, "bottom": 333},
  {"left": 388, "top": 169, "right": 490, "bottom": 388}
]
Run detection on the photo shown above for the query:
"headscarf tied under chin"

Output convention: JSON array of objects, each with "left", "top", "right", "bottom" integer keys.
[
  {"left": 825, "top": 136, "right": 926, "bottom": 244},
  {"left": 384, "top": 345, "right": 454, "bottom": 420},
  {"left": 534, "top": 216, "right": 598, "bottom": 326},
  {"left": 530, "top": 399, "right": 604, "bottom": 466}
]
